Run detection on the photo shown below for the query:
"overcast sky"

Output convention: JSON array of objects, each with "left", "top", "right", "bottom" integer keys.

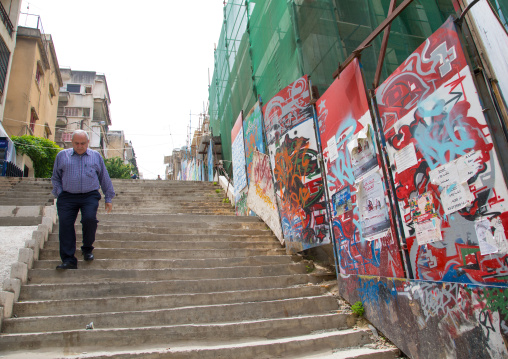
[{"left": 19, "top": 0, "right": 224, "bottom": 179}]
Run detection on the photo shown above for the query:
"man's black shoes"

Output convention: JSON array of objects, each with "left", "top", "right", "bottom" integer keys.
[
  {"left": 83, "top": 252, "right": 94, "bottom": 261},
  {"left": 56, "top": 262, "right": 77, "bottom": 270}
]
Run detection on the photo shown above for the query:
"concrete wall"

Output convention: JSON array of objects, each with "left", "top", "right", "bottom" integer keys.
[
  {"left": 106, "top": 131, "right": 125, "bottom": 159},
  {"left": 338, "top": 275, "right": 508, "bottom": 359}
]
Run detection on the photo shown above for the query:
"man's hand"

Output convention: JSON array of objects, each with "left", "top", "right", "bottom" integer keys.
[{"left": 105, "top": 202, "right": 113, "bottom": 213}]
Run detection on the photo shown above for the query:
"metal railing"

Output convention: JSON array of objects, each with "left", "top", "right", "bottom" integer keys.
[{"left": 0, "top": 2, "right": 13, "bottom": 37}]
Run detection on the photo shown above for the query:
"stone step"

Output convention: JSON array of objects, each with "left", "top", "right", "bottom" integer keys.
[
  {"left": 14, "top": 286, "right": 327, "bottom": 317},
  {"left": 2, "top": 295, "right": 338, "bottom": 334},
  {"left": 12, "top": 330, "right": 373, "bottom": 359},
  {"left": 33, "top": 255, "right": 293, "bottom": 270},
  {"left": 0, "top": 314, "right": 351, "bottom": 356},
  {"left": 57, "top": 227, "right": 272, "bottom": 236},
  {"left": 38, "top": 247, "right": 285, "bottom": 260},
  {"left": 27, "top": 263, "right": 307, "bottom": 284},
  {"left": 93, "top": 213, "right": 262, "bottom": 223},
  {"left": 47, "top": 232, "right": 275, "bottom": 242},
  {"left": 42, "top": 239, "right": 281, "bottom": 250},
  {"left": 19, "top": 274, "right": 316, "bottom": 301}
]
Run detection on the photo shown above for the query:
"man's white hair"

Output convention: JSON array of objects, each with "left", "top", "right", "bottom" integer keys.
[{"left": 72, "top": 130, "right": 89, "bottom": 141}]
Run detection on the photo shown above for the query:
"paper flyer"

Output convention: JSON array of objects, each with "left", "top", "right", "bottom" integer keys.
[
  {"left": 441, "top": 182, "right": 474, "bottom": 215},
  {"left": 409, "top": 191, "right": 437, "bottom": 223},
  {"left": 394, "top": 143, "right": 418, "bottom": 173},
  {"left": 475, "top": 218, "right": 498, "bottom": 256},
  {"left": 415, "top": 218, "right": 442, "bottom": 246},
  {"left": 326, "top": 136, "right": 339, "bottom": 162},
  {"left": 357, "top": 171, "right": 391, "bottom": 241}
]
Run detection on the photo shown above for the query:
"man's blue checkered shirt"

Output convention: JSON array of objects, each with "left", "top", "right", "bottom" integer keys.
[{"left": 51, "top": 148, "right": 115, "bottom": 203}]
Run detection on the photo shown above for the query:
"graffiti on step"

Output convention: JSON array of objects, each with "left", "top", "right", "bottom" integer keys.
[{"left": 376, "top": 17, "right": 508, "bottom": 285}]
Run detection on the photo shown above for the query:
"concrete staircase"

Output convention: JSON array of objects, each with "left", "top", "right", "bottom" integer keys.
[{"left": 0, "top": 179, "right": 400, "bottom": 358}]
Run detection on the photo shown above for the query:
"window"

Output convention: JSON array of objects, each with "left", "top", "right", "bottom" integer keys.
[
  {"left": 49, "top": 83, "right": 56, "bottom": 98},
  {"left": 82, "top": 107, "right": 90, "bottom": 117},
  {"left": 35, "top": 62, "right": 43, "bottom": 86},
  {"left": 0, "top": 36, "right": 10, "bottom": 96},
  {"left": 29, "top": 108, "right": 38, "bottom": 133},
  {"left": 85, "top": 86, "right": 92, "bottom": 94},
  {"left": 64, "top": 107, "right": 80, "bottom": 116},
  {"left": 62, "top": 132, "right": 72, "bottom": 142},
  {"left": 67, "top": 84, "right": 80, "bottom": 93}
]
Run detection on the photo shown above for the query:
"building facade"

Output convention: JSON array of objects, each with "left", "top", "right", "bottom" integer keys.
[
  {"left": 3, "top": 21, "right": 62, "bottom": 140},
  {"left": 0, "top": 0, "right": 21, "bottom": 125},
  {"left": 56, "top": 69, "right": 112, "bottom": 155}
]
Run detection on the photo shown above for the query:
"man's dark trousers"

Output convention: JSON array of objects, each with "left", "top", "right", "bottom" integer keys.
[{"left": 57, "top": 190, "right": 101, "bottom": 265}]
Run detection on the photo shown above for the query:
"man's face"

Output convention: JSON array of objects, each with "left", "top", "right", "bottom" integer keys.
[{"left": 72, "top": 133, "right": 89, "bottom": 155}]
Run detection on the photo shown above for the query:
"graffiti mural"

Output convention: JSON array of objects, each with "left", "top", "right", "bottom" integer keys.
[
  {"left": 247, "top": 150, "right": 283, "bottom": 244},
  {"left": 243, "top": 101, "right": 266, "bottom": 183},
  {"left": 316, "top": 58, "right": 405, "bottom": 277},
  {"left": 267, "top": 116, "right": 330, "bottom": 251},
  {"left": 208, "top": 139, "right": 214, "bottom": 181},
  {"left": 263, "top": 75, "right": 311, "bottom": 146},
  {"left": 231, "top": 112, "right": 249, "bottom": 215},
  {"left": 339, "top": 274, "right": 508, "bottom": 359},
  {"left": 375, "top": 17, "right": 508, "bottom": 285}
]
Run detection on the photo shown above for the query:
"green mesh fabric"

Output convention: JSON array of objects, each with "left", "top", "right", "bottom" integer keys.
[
  {"left": 209, "top": 0, "right": 457, "bottom": 179},
  {"left": 488, "top": 0, "right": 508, "bottom": 30}
]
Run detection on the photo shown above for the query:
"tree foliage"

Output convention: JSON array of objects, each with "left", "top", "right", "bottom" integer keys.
[
  {"left": 104, "top": 157, "right": 135, "bottom": 179},
  {"left": 12, "top": 135, "right": 62, "bottom": 178}
]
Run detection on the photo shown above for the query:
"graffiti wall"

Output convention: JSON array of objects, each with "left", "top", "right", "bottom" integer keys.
[
  {"left": 243, "top": 101, "right": 266, "bottom": 182},
  {"left": 376, "top": 17, "right": 508, "bottom": 286},
  {"left": 208, "top": 138, "right": 214, "bottom": 181},
  {"left": 316, "top": 59, "right": 405, "bottom": 277},
  {"left": 247, "top": 150, "right": 283, "bottom": 244},
  {"left": 339, "top": 274, "right": 508, "bottom": 359},
  {"left": 231, "top": 112, "right": 249, "bottom": 216},
  {"left": 263, "top": 76, "right": 330, "bottom": 252}
]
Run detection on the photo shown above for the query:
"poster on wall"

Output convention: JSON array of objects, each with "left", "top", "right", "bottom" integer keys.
[
  {"left": 316, "top": 58, "right": 405, "bottom": 278},
  {"left": 243, "top": 101, "right": 266, "bottom": 182},
  {"left": 231, "top": 111, "right": 249, "bottom": 215},
  {"left": 247, "top": 150, "right": 283, "bottom": 244},
  {"left": 208, "top": 138, "right": 214, "bottom": 182},
  {"left": 263, "top": 77, "right": 329, "bottom": 252},
  {"left": 375, "top": 17, "right": 508, "bottom": 285}
]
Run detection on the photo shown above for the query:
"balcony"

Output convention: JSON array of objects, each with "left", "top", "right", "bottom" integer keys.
[{"left": 0, "top": 1, "right": 13, "bottom": 37}]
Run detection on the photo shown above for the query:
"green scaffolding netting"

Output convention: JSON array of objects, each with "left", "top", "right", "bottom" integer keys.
[{"left": 208, "top": 0, "right": 462, "bottom": 177}]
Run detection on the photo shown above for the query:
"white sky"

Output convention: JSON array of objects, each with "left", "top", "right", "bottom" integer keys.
[{"left": 19, "top": 0, "right": 224, "bottom": 179}]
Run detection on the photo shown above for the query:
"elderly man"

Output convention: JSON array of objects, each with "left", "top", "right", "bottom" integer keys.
[{"left": 51, "top": 130, "right": 115, "bottom": 269}]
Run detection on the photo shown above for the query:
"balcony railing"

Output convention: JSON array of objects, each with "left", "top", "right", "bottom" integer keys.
[{"left": 0, "top": 2, "right": 13, "bottom": 37}]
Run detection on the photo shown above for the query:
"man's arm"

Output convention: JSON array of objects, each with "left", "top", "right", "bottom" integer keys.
[
  {"left": 97, "top": 154, "right": 115, "bottom": 203},
  {"left": 51, "top": 152, "right": 63, "bottom": 198}
]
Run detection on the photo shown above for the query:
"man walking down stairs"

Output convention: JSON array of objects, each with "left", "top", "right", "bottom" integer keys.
[{"left": 0, "top": 179, "right": 402, "bottom": 358}]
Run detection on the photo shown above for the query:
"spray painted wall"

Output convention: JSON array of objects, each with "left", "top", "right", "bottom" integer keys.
[
  {"left": 232, "top": 112, "right": 249, "bottom": 216},
  {"left": 316, "top": 59, "right": 405, "bottom": 277},
  {"left": 376, "top": 17, "right": 508, "bottom": 286}
]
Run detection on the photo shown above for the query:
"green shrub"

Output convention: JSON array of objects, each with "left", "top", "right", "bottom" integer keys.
[
  {"left": 351, "top": 301, "right": 364, "bottom": 316},
  {"left": 12, "top": 135, "right": 61, "bottom": 178},
  {"left": 215, "top": 189, "right": 221, "bottom": 193}
]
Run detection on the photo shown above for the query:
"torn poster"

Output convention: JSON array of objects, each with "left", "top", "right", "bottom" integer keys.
[
  {"left": 348, "top": 126, "right": 378, "bottom": 182},
  {"left": 415, "top": 218, "right": 443, "bottom": 246},
  {"left": 492, "top": 217, "right": 508, "bottom": 254},
  {"left": 430, "top": 151, "right": 481, "bottom": 187},
  {"left": 409, "top": 191, "right": 437, "bottom": 223},
  {"left": 332, "top": 187, "right": 353, "bottom": 216},
  {"left": 326, "top": 136, "right": 339, "bottom": 163},
  {"left": 357, "top": 171, "right": 391, "bottom": 241},
  {"left": 441, "top": 182, "right": 474, "bottom": 215},
  {"left": 394, "top": 143, "right": 418, "bottom": 173},
  {"left": 475, "top": 218, "right": 498, "bottom": 255}
]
